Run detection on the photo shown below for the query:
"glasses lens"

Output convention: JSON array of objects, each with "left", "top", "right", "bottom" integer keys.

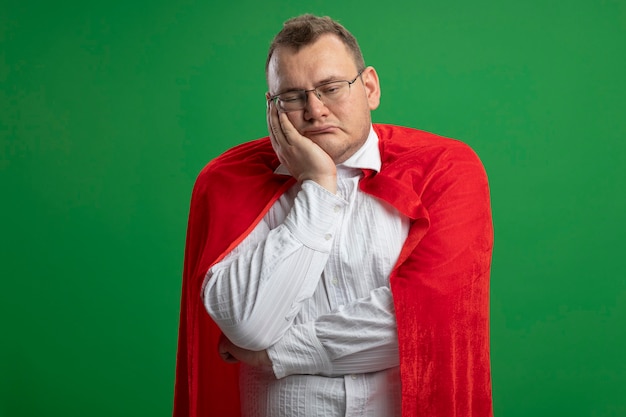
[
  {"left": 317, "top": 81, "right": 348, "bottom": 99},
  {"left": 274, "top": 79, "right": 352, "bottom": 111},
  {"left": 277, "top": 91, "right": 305, "bottom": 111}
]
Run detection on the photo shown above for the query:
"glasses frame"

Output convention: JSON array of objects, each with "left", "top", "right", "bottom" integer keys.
[{"left": 267, "top": 69, "right": 365, "bottom": 111}]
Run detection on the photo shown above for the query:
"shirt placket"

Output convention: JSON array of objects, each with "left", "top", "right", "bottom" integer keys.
[
  {"left": 344, "top": 373, "right": 368, "bottom": 417},
  {"left": 322, "top": 176, "right": 355, "bottom": 310}
]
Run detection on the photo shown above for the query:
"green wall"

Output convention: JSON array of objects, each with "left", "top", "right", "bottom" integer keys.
[{"left": 1, "top": 1, "right": 625, "bottom": 416}]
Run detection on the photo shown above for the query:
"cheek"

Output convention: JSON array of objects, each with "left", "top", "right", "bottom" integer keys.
[
  {"left": 285, "top": 112, "right": 304, "bottom": 130},
  {"left": 338, "top": 105, "right": 367, "bottom": 130}
]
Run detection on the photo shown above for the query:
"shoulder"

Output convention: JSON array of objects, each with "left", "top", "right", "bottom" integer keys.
[
  {"left": 194, "top": 136, "right": 278, "bottom": 189},
  {"left": 373, "top": 123, "right": 485, "bottom": 174},
  {"left": 374, "top": 123, "right": 481, "bottom": 162}
]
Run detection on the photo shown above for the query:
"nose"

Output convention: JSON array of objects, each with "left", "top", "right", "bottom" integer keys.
[{"left": 303, "top": 89, "right": 328, "bottom": 119}]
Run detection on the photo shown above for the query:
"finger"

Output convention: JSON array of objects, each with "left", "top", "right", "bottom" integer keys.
[
  {"left": 217, "top": 334, "right": 239, "bottom": 363},
  {"left": 267, "top": 101, "right": 282, "bottom": 148},
  {"left": 220, "top": 351, "right": 239, "bottom": 363},
  {"left": 266, "top": 101, "right": 275, "bottom": 137},
  {"left": 277, "top": 111, "right": 300, "bottom": 147},
  {"left": 270, "top": 103, "right": 293, "bottom": 147}
]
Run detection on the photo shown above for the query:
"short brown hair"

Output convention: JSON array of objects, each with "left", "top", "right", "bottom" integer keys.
[{"left": 265, "top": 14, "right": 366, "bottom": 76}]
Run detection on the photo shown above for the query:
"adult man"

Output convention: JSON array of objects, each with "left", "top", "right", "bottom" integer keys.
[{"left": 174, "top": 14, "right": 494, "bottom": 417}]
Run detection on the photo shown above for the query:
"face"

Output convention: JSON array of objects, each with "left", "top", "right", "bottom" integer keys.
[{"left": 267, "top": 34, "right": 381, "bottom": 164}]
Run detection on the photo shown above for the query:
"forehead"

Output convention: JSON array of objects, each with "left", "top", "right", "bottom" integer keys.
[{"left": 267, "top": 34, "right": 358, "bottom": 91}]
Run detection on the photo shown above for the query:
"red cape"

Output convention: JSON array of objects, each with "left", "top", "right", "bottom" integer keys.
[{"left": 174, "top": 124, "right": 494, "bottom": 417}]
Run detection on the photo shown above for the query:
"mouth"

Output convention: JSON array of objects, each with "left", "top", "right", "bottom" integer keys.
[{"left": 303, "top": 126, "right": 338, "bottom": 136}]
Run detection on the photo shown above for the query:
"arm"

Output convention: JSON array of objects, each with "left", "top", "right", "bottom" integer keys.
[
  {"left": 214, "top": 284, "right": 400, "bottom": 377},
  {"left": 268, "top": 286, "right": 399, "bottom": 378},
  {"left": 203, "top": 101, "right": 342, "bottom": 351},
  {"left": 203, "top": 181, "right": 346, "bottom": 350}
]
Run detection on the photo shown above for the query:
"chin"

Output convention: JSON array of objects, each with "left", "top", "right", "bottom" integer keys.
[
  {"left": 324, "top": 145, "right": 354, "bottom": 164},
  {"left": 305, "top": 133, "right": 337, "bottom": 147}
]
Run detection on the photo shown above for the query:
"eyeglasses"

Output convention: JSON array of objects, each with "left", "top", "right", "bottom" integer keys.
[{"left": 268, "top": 69, "right": 365, "bottom": 112}]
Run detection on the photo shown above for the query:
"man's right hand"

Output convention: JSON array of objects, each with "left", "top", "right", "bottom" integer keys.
[{"left": 267, "top": 101, "right": 337, "bottom": 194}]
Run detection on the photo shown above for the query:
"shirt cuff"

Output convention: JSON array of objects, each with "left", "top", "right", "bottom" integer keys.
[
  {"left": 267, "top": 321, "right": 331, "bottom": 379},
  {"left": 283, "top": 180, "right": 347, "bottom": 252}
]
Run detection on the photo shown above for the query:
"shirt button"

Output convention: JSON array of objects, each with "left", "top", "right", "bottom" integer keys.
[
  {"left": 331, "top": 278, "right": 338, "bottom": 286},
  {"left": 324, "top": 233, "right": 332, "bottom": 241},
  {"left": 333, "top": 205, "right": 341, "bottom": 213},
  {"left": 351, "top": 374, "right": 358, "bottom": 380}
]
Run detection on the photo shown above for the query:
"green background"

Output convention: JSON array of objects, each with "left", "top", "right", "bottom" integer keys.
[{"left": 2, "top": 0, "right": 625, "bottom": 416}]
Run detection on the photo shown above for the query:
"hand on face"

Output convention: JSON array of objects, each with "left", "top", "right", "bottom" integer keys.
[{"left": 267, "top": 101, "right": 337, "bottom": 194}]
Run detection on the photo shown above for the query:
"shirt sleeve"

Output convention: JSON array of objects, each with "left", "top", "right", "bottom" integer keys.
[
  {"left": 202, "top": 181, "right": 347, "bottom": 351},
  {"left": 267, "top": 286, "right": 399, "bottom": 378}
]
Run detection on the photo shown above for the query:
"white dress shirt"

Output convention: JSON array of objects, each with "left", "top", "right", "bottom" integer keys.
[{"left": 203, "top": 127, "right": 410, "bottom": 417}]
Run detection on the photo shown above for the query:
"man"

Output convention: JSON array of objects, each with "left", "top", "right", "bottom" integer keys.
[{"left": 174, "top": 14, "right": 494, "bottom": 417}]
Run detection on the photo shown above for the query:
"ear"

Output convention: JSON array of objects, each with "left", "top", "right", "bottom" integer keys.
[{"left": 362, "top": 66, "right": 381, "bottom": 110}]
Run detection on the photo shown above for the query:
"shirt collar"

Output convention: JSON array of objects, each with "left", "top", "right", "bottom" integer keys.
[{"left": 274, "top": 125, "right": 381, "bottom": 177}]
